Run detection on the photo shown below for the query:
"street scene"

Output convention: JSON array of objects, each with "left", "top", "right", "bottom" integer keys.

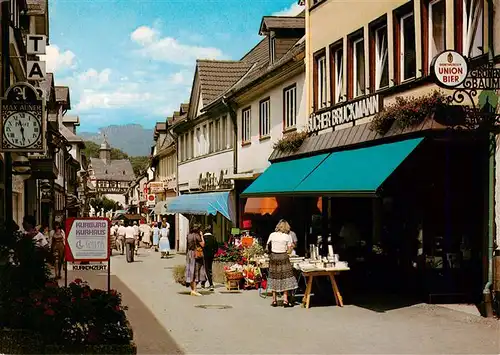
[{"left": 0, "top": 0, "right": 500, "bottom": 354}]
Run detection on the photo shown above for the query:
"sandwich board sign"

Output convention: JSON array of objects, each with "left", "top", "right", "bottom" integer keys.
[{"left": 65, "top": 217, "right": 110, "bottom": 262}]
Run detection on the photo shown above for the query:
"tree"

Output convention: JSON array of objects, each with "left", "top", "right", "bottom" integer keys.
[
  {"left": 129, "top": 156, "right": 150, "bottom": 176},
  {"left": 90, "top": 196, "right": 122, "bottom": 213}
]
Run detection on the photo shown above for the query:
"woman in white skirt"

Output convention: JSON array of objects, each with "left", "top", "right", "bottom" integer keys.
[{"left": 266, "top": 219, "right": 298, "bottom": 308}]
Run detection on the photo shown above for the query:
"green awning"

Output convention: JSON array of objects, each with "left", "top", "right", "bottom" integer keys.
[
  {"left": 241, "top": 153, "right": 329, "bottom": 197},
  {"left": 295, "top": 137, "right": 424, "bottom": 195}
]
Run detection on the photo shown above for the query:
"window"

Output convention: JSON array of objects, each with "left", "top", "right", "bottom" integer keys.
[
  {"left": 215, "top": 119, "right": 220, "bottom": 151},
  {"left": 209, "top": 122, "right": 215, "bottom": 153},
  {"left": 242, "top": 108, "right": 251, "bottom": 143},
  {"left": 330, "top": 46, "right": 343, "bottom": 103},
  {"left": 374, "top": 25, "right": 389, "bottom": 90},
  {"left": 270, "top": 37, "right": 276, "bottom": 64},
  {"left": 314, "top": 53, "right": 327, "bottom": 109},
  {"left": 400, "top": 13, "right": 416, "bottom": 81},
  {"left": 283, "top": 85, "right": 297, "bottom": 129},
  {"left": 195, "top": 127, "right": 201, "bottom": 157},
  {"left": 457, "top": 0, "right": 483, "bottom": 58},
  {"left": 183, "top": 133, "right": 188, "bottom": 160},
  {"left": 202, "top": 125, "right": 208, "bottom": 155},
  {"left": 221, "top": 116, "right": 227, "bottom": 149},
  {"left": 259, "top": 99, "right": 270, "bottom": 138},
  {"left": 429, "top": 0, "right": 446, "bottom": 66},
  {"left": 227, "top": 117, "right": 234, "bottom": 148},
  {"left": 353, "top": 37, "right": 365, "bottom": 97}
]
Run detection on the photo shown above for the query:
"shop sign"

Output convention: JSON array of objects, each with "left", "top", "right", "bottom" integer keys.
[
  {"left": 65, "top": 217, "right": 110, "bottom": 262},
  {"left": 199, "top": 170, "right": 233, "bottom": 191},
  {"left": 147, "top": 194, "right": 156, "bottom": 206},
  {"left": 149, "top": 182, "right": 165, "bottom": 193},
  {"left": 307, "top": 94, "right": 381, "bottom": 133},
  {"left": 70, "top": 263, "right": 108, "bottom": 272},
  {"left": 96, "top": 186, "right": 128, "bottom": 194},
  {"left": 432, "top": 50, "right": 468, "bottom": 88}
]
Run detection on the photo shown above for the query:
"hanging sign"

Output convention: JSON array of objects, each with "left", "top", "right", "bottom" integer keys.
[
  {"left": 26, "top": 35, "right": 47, "bottom": 81},
  {"left": 0, "top": 82, "right": 46, "bottom": 152},
  {"left": 65, "top": 217, "right": 110, "bottom": 262},
  {"left": 307, "top": 94, "right": 381, "bottom": 133}
]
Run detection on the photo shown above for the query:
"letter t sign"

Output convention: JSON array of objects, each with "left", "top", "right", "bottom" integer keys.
[{"left": 27, "top": 35, "right": 47, "bottom": 55}]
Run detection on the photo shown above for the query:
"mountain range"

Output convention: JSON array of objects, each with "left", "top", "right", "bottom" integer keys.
[{"left": 78, "top": 124, "right": 154, "bottom": 157}]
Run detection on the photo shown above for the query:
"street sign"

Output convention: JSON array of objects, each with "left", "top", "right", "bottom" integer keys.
[
  {"left": 0, "top": 82, "right": 46, "bottom": 152},
  {"left": 431, "top": 50, "right": 468, "bottom": 88},
  {"left": 27, "top": 60, "right": 46, "bottom": 81},
  {"left": 65, "top": 217, "right": 110, "bottom": 262},
  {"left": 70, "top": 263, "right": 108, "bottom": 272}
]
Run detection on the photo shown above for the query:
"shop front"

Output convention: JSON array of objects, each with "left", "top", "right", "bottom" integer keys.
[{"left": 242, "top": 114, "right": 489, "bottom": 304}]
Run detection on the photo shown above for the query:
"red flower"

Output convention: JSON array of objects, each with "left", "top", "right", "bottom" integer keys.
[
  {"left": 114, "top": 305, "right": 120, "bottom": 312},
  {"left": 44, "top": 309, "right": 55, "bottom": 316},
  {"left": 110, "top": 289, "right": 117, "bottom": 296},
  {"left": 35, "top": 301, "right": 42, "bottom": 307},
  {"left": 71, "top": 297, "right": 76, "bottom": 303},
  {"left": 47, "top": 297, "right": 59, "bottom": 304},
  {"left": 82, "top": 291, "right": 91, "bottom": 298},
  {"left": 74, "top": 278, "right": 83, "bottom": 284}
]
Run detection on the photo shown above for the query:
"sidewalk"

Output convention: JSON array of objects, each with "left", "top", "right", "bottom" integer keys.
[{"left": 65, "top": 267, "right": 184, "bottom": 354}]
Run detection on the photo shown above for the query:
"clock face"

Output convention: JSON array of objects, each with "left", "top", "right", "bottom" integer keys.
[{"left": 3, "top": 112, "right": 41, "bottom": 148}]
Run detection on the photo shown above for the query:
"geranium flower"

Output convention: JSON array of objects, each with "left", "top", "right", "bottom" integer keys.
[
  {"left": 74, "top": 278, "right": 83, "bottom": 284},
  {"left": 44, "top": 309, "right": 55, "bottom": 316}
]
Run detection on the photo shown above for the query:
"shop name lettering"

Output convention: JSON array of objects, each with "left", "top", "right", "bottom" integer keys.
[
  {"left": 199, "top": 171, "right": 232, "bottom": 190},
  {"left": 307, "top": 95, "right": 380, "bottom": 133},
  {"left": 72, "top": 264, "right": 107, "bottom": 271},
  {"left": 463, "top": 64, "right": 500, "bottom": 89},
  {"left": 2, "top": 104, "right": 41, "bottom": 111},
  {"left": 96, "top": 186, "right": 127, "bottom": 193}
]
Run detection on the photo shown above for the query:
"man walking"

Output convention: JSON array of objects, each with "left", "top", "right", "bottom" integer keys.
[
  {"left": 133, "top": 221, "right": 140, "bottom": 256},
  {"left": 117, "top": 221, "right": 126, "bottom": 255},
  {"left": 124, "top": 221, "right": 136, "bottom": 263},
  {"left": 203, "top": 225, "right": 218, "bottom": 291}
]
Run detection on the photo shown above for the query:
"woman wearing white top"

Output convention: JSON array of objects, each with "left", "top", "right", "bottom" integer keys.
[{"left": 266, "top": 220, "right": 298, "bottom": 307}]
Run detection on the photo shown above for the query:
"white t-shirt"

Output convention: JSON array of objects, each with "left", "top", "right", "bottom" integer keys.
[
  {"left": 117, "top": 226, "right": 126, "bottom": 237},
  {"left": 33, "top": 232, "right": 49, "bottom": 248},
  {"left": 125, "top": 226, "right": 135, "bottom": 239},
  {"left": 267, "top": 232, "right": 292, "bottom": 253},
  {"left": 160, "top": 227, "right": 169, "bottom": 238},
  {"left": 133, "top": 225, "right": 140, "bottom": 237}
]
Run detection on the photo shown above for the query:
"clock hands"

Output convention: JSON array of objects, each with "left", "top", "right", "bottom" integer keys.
[{"left": 20, "top": 124, "right": 26, "bottom": 143}]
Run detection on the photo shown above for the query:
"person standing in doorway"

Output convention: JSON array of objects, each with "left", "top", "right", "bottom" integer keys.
[
  {"left": 202, "top": 225, "right": 218, "bottom": 291},
  {"left": 124, "top": 221, "right": 136, "bottom": 263},
  {"left": 50, "top": 222, "right": 65, "bottom": 280}
]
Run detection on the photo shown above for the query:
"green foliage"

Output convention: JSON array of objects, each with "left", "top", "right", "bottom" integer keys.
[
  {"left": 172, "top": 264, "right": 186, "bottom": 284},
  {"left": 214, "top": 243, "right": 244, "bottom": 263},
  {"left": 91, "top": 196, "right": 123, "bottom": 213},
  {"left": 369, "top": 90, "right": 447, "bottom": 135},
  {"left": 273, "top": 131, "right": 309, "bottom": 153},
  {"left": 129, "top": 156, "right": 150, "bottom": 176}
]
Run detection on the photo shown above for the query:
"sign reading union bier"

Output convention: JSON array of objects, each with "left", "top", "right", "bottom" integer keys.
[{"left": 307, "top": 94, "right": 381, "bottom": 133}]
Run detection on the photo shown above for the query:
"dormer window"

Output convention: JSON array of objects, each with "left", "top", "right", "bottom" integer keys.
[
  {"left": 270, "top": 37, "right": 276, "bottom": 64},
  {"left": 105, "top": 170, "right": 108, "bottom": 174}
]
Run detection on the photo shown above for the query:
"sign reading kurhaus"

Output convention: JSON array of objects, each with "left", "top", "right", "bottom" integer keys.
[{"left": 308, "top": 94, "right": 381, "bottom": 133}]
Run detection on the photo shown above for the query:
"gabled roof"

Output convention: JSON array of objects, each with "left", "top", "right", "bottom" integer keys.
[
  {"left": 197, "top": 60, "right": 253, "bottom": 106},
  {"left": 55, "top": 86, "right": 70, "bottom": 110},
  {"left": 89, "top": 158, "right": 135, "bottom": 182},
  {"left": 63, "top": 115, "right": 80, "bottom": 126},
  {"left": 153, "top": 122, "right": 167, "bottom": 140},
  {"left": 259, "top": 16, "right": 305, "bottom": 35},
  {"left": 240, "top": 37, "right": 269, "bottom": 65},
  {"left": 59, "top": 124, "right": 84, "bottom": 144}
]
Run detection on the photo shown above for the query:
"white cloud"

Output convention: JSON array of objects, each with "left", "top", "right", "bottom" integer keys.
[
  {"left": 41, "top": 45, "right": 76, "bottom": 73},
  {"left": 273, "top": 2, "right": 304, "bottom": 16},
  {"left": 75, "top": 88, "right": 155, "bottom": 111},
  {"left": 168, "top": 69, "right": 192, "bottom": 85},
  {"left": 130, "top": 25, "right": 224, "bottom": 65},
  {"left": 77, "top": 68, "right": 112, "bottom": 85}
]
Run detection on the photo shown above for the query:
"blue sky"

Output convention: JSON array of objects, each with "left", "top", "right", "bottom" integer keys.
[{"left": 42, "top": 0, "right": 304, "bottom": 132}]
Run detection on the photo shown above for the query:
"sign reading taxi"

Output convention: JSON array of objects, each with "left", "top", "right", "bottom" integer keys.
[{"left": 65, "top": 217, "right": 110, "bottom": 262}]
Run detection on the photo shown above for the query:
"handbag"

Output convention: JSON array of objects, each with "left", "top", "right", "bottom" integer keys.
[{"left": 195, "top": 246, "right": 204, "bottom": 259}]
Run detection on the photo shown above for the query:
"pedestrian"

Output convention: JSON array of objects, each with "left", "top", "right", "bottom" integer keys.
[
  {"left": 184, "top": 224, "right": 206, "bottom": 296},
  {"left": 266, "top": 219, "right": 297, "bottom": 308},
  {"left": 140, "top": 221, "right": 152, "bottom": 247},
  {"left": 22, "top": 215, "right": 50, "bottom": 264},
  {"left": 202, "top": 225, "right": 218, "bottom": 291},
  {"left": 159, "top": 227, "right": 170, "bottom": 258},
  {"left": 152, "top": 222, "right": 160, "bottom": 252},
  {"left": 289, "top": 227, "right": 298, "bottom": 255},
  {"left": 124, "top": 221, "right": 136, "bottom": 263},
  {"left": 50, "top": 221, "right": 65, "bottom": 280},
  {"left": 117, "top": 221, "right": 126, "bottom": 255},
  {"left": 133, "top": 221, "right": 140, "bottom": 255}
]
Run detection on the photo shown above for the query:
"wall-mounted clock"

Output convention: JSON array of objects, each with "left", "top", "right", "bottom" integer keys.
[{"left": 3, "top": 111, "right": 42, "bottom": 148}]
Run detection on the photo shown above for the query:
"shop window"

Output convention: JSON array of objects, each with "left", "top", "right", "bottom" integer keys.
[
  {"left": 455, "top": 0, "right": 483, "bottom": 58},
  {"left": 259, "top": 98, "right": 270, "bottom": 138},
  {"left": 242, "top": 107, "right": 251, "bottom": 144},
  {"left": 313, "top": 50, "right": 327, "bottom": 110},
  {"left": 329, "top": 44, "right": 343, "bottom": 104},
  {"left": 352, "top": 37, "right": 365, "bottom": 97},
  {"left": 395, "top": 10, "right": 416, "bottom": 83},
  {"left": 283, "top": 84, "right": 297, "bottom": 130},
  {"left": 370, "top": 21, "right": 389, "bottom": 90}
]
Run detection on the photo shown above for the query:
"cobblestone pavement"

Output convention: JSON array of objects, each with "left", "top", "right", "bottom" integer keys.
[{"left": 69, "top": 249, "right": 500, "bottom": 354}]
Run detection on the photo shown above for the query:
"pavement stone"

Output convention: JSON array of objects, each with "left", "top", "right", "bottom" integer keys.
[{"left": 68, "top": 248, "right": 500, "bottom": 354}]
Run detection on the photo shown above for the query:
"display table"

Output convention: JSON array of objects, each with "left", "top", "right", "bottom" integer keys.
[{"left": 301, "top": 268, "right": 349, "bottom": 309}]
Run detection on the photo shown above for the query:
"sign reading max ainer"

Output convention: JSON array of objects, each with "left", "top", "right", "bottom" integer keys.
[
  {"left": 307, "top": 94, "right": 381, "bottom": 133},
  {"left": 65, "top": 217, "right": 110, "bottom": 263}
]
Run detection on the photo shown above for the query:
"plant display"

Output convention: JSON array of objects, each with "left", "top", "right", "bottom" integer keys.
[
  {"left": 273, "top": 131, "right": 309, "bottom": 152},
  {"left": 214, "top": 243, "right": 244, "bottom": 263},
  {"left": 172, "top": 264, "right": 186, "bottom": 285},
  {"left": 369, "top": 90, "right": 448, "bottom": 135},
  {"left": 242, "top": 243, "right": 264, "bottom": 262}
]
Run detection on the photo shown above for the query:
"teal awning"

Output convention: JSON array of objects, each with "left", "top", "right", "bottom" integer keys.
[
  {"left": 166, "top": 192, "right": 235, "bottom": 222},
  {"left": 295, "top": 137, "right": 423, "bottom": 195},
  {"left": 242, "top": 138, "right": 423, "bottom": 197},
  {"left": 154, "top": 198, "right": 176, "bottom": 215},
  {"left": 241, "top": 153, "right": 329, "bottom": 196}
]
